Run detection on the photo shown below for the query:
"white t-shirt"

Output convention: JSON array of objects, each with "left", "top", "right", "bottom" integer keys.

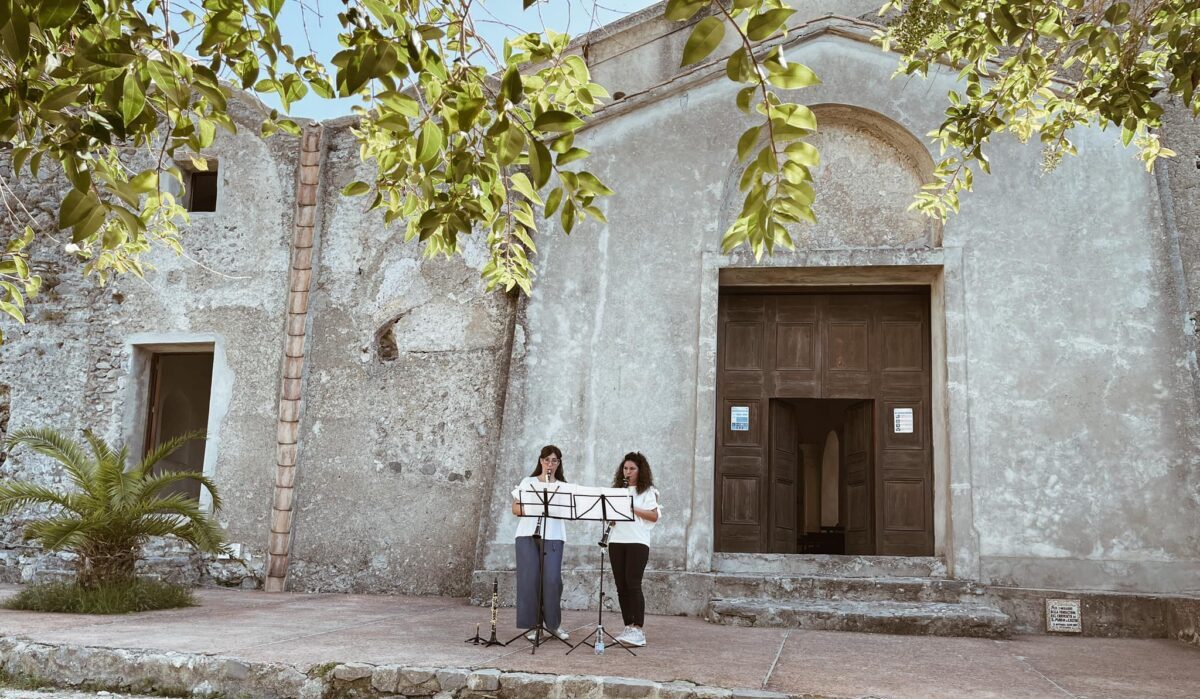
[
  {"left": 608, "top": 487, "right": 660, "bottom": 547},
  {"left": 511, "top": 476, "right": 568, "bottom": 541}
]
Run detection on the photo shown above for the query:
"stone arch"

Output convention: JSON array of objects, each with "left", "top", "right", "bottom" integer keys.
[{"left": 718, "top": 102, "right": 942, "bottom": 250}]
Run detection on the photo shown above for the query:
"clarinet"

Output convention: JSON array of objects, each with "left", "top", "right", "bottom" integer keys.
[
  {"left": 598, "top": 477, "right": 628, "bottom": 547},
  {"left": 487, "top": 576, "right": 500, "bottom": 643}
]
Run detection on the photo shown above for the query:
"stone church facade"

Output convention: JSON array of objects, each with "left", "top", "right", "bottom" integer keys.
[{"left": 1, "top": 1, "right": 1197, "bottom": 638}]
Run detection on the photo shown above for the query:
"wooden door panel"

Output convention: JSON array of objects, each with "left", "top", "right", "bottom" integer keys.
[
  {"left": 769, "top": 400, "right": 798, "bottom": 553},
  {"left": 875, "top": 294, "right": 933, "bottom": 555},
  {"left": 842, "top": 400, "right": 874, "bottom": 554},
  {"left": 716, "top": 297, "right": 768, "bottom": 553},
  {"left": 717, "top": 290, "right": 933, "bottom": 556},
  {"left": 725, "top": 322, "right": 765, "bottom": 371}
]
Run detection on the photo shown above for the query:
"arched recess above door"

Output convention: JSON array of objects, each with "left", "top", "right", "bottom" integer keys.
[{"left": 719, "top": 103, "right": 942, "bottom": 252}]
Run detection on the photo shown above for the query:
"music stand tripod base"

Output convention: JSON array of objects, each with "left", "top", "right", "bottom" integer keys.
[{"left": 565, "top": 515, "right": 636, "bottom": 656}]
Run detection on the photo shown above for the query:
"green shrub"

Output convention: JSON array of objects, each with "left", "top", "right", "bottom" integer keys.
[
  {"left": 3, "top": 578, "right": 195, "bottom": 614},
  {"left": 0, "top": 428, "right": 226, "bottom": 588}
]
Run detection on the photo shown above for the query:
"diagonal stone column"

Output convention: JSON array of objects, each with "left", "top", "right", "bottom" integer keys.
[{"left": 266, "top": 124, "right": 324, "bottom": 592}]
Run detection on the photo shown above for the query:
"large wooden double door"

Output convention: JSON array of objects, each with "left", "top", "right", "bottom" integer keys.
[{"left": 715, "top": 290, "right": 933, "bottom": 556}]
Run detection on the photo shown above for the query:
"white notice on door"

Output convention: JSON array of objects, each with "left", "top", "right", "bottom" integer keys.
[
  {"left": 731, "top": 406, "right": 750, "bottom": 431},
  {"left": 893, "top": 408, "right": 914, "bottom": 434}
]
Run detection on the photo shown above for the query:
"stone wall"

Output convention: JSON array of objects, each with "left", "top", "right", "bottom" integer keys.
[
  {"left": 475, "top": 12, "right": 1200, "bottom": 595},
  {"left": 0, "top": 95, "right": 299, "bottom": 587},
  {"left": 279, "top": 121, "right": 516, "bottom": 595}
]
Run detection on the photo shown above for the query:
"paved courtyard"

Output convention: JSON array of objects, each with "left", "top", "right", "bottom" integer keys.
[{"left": 1, "top": 584, "right": 1198, "bottom": 698}]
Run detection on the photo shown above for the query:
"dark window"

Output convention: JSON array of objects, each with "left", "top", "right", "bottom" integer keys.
[{"left": 187, "top": 170, "right": 219, "bottom": 212}]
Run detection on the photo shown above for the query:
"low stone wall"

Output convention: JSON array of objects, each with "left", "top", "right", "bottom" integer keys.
[
  {"left": 0, "top": 538, "right": 263, "bottom": 589},
  {"left": 473, "top": 570, "right": 1200, "bottom": 640},
  {"left": 983, "top": 586, "right": 1199, "bottom": 638},
  {"left": 0, "top": 638, "right": 801, "bottom": 699}
]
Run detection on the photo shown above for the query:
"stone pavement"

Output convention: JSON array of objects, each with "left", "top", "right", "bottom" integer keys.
[{"left": 1, "top": 584, "right": 1198, "bottom": 698}]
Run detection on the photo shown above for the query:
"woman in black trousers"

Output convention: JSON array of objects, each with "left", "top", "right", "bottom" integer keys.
[{"left": 607, "top": 451, "right": 660, "bottom": 647}]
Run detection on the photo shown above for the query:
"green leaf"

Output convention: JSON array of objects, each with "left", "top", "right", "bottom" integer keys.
[
  {"left": 766, "top": 63, "right": 820, "bottom": 89},
  {"left": 129, "top": 170, "right": 158, "bottom": 193},
  {"left": 415, "top": 122, "right": 444, "bottom": 163},
  {"left": 747, "top": 8, "right": 794, "bottom": 41},
  {"left": 196, "top": 118, "right": 217, "bottom": 149},
  {"left": 0, "top": 300, "right": 24, "bottom": 324},
  {"left": 509, "top": 172, "right": 543, "bottom": 206},
  {"left": 379, "top": 91, "right": 420, "bottom": 117},
  {"left": 121, "top": 69, "right": 146, "bottom": 126},
  {"left": 529, "top": 139, "right": 552, "bottom": 188},
  {"left": 1104, "top": 2, "right": 1130, "bottom": 25},
  {"left": 498, "top": 122, "right": 525, "bottom": 165},
  {"left": 73, "top": 205, "right": 106, "bottom": 243},
  {"left": 736, "top": 86, "right": 756, "bottom": 113},
  {"left": 785, "top": 141, "right": 820, "bottom": 167},
  {"left": 41, "top": 85, "right": 85, "bottom": 112},
  {"left": 737, "top": 126, "right": 760, "bottom": 162},
  {"left": 544, "top": 187, "right": 563, "bottom": 216},
  {"left": 726, "top": 49, "right": 754, "bottom": 83},
  {"left": 534, "top": 110, "right": 584, "bottom": 132},
  {"left": 37, "top": 0, "right": 80, "bottom": 28},
  {"left": 502, "top": 65, "right": 523, "bottom": 103},
  {"left": 576, "top": 172, "right": 613, "bottom": 196},
  {"left": 681, "top": 16, "right": 725, "bottom": 66},
  {"left": 664, "top": 0, "right": 709, "bottom": 22},
  {"left": 58, "top": 189, "right": 95, "bottom": 229},
  {"left": 556, "top": 147, "right": 589, "bottom": 166},
  {"left": 341, "top": 181, "right": 371, "bottom": 196}
]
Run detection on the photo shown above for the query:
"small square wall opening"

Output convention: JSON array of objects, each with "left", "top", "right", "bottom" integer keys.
[{"left": 187, "top": 169, "right": 219, "bottom": 212}]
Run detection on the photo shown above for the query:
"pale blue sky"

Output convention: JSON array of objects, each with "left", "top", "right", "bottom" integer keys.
[{"left": 260, "top": 0, "right": 659, "bottom": 119}]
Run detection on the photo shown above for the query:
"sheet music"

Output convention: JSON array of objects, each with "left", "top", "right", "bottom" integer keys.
[
  {"left": 571, "top": 485, "right": 635, "bottom": 521},
  {"left": 517, "top": 481, "right": 576, "bottom": 519}
]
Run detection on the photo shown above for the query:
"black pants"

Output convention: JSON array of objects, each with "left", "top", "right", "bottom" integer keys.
[{"left": 608, "top": 543, "right": 649, "bottom": 627}]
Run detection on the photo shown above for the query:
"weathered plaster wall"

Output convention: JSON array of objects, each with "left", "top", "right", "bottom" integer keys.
[
  {"left": 476, "top": 19, "right": 1200, "bottom": 595},
  {"left": 0, "top": 97, "right": 297, "bottom": 586},
  {"left": 282, "top": 122, "right": 515, "bottom": 595}
]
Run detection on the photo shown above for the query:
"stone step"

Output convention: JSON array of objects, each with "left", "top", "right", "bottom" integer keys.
[
  {"left": 705, "top": 597, "right": 1013, "bottom": 638},
  {"left": 712, "top": 574, "right": 987, "bottom": 604},
  {"left": 711, "top": 553, "right": 948, "bottom": 578}
]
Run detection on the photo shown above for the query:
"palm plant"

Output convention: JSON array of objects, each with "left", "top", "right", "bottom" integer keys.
[{"left": 0, "top": 427, "right": 226, "bottom": 588}]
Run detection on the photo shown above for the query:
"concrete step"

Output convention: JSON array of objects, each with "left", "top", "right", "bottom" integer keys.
[
  {"left": 711, "top": 553, "right": 948, "bottom": 578},
  {"left": 705, "top": 597, "right": 1013, "bottom": 638},
  {"left": 712, "top": 574, "right": 987, "bottom": 604}
]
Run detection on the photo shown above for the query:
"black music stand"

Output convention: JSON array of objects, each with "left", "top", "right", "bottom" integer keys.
[
  {"left": 567, "top": 486, "right": 636, "bottom": 656},
  {"left": 504, "top": 483, "right": 572, "bottom": 654}
]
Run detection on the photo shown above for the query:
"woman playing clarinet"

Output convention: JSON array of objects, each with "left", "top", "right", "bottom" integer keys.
[
  {"left": 510, "top": 445, "right": 570, "bottom": 641},
  {"left": 608, "top": 451, "right": 660, "bottom": 648}
]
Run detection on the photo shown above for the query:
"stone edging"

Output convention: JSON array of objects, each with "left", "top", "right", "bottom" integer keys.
[{"left": 0, "top": 638, "right": 839, "bottom": 699}]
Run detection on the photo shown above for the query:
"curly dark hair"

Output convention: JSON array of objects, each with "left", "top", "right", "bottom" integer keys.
[
  {"left": 529, "top": 444, "right": 567, "bottom": 482},
  {"left": 611, "top": 451, "right": 653, "bottom": 493}
]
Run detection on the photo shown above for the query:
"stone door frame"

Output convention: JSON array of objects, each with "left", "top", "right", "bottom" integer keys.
[{"left": 686, "top": 248, "right": 980, "bottom": 579}]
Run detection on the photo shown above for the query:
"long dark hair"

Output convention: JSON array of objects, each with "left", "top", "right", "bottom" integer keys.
[
  {"left": 529, "top": 444, "right": 567, "bottom": 482},
  {"left": 612, "top": 451, "right": 653, "bottom": 493}
]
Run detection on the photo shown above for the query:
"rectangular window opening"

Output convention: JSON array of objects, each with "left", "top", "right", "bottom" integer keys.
[
  {"left": 187, "top": 169, "right": 219, "bottom": 212},
  {"left": 143, "top": 350, "right": 215, "bottom": 500}
]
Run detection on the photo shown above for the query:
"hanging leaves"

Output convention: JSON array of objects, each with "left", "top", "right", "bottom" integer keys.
[
  {"left": 877, "top": 0, "right": 1194, "bottom": 220},
  {"left": 666, "top": 0, "right": 822, "bottom": 260}
]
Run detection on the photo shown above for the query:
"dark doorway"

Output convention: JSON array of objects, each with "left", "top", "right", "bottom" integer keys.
[
  {"left": 715, "top": 290, "right": 933, "bottom": 556},
  {"left": 144, "top": 352, "right": 214, "bottom": 499}
]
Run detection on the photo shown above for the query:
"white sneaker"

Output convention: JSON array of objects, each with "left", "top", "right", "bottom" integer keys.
[
  {"left": 615, "top": 627, "right": 634, "bottom": 644},
  {"left": 625, "top": 627, "right": 646, "bottom": 647},
  {"left": 552, "top": 627, "right": 570, "bottom": 641},
  {"left": 524, "top": 630, "right": 537, "bottom": 642}
]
